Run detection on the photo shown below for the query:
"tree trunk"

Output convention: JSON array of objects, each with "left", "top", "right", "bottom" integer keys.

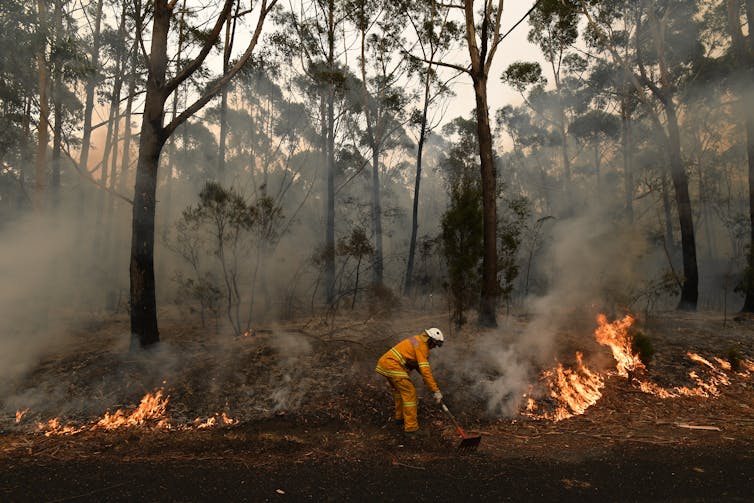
[
  {"left": 322, "top": 0, "right": 336, "bottom": 305},
  {"left": 35, "top": 0, "right": 49, "bottom": 210},
  {"left": 727, "top": 0, "right": 754, "bottom": 311},
  {"left": 51, "top": 0, "right": 63, "bottom": 208},
  {"left": 371, "top": 145, "right": 384, "bottom": 286},
  {"left": 473, "top": 75, "right": 498, "bottom": 327},
  {"left": 78, "top": 0, "right": 104, "bottom": 173},
  {"left": 621, "top": 96, "right": 634, "bottom": 223},
  {"left": 130, "top": 3, "right": 171, "bottom": 349},
  {"left": 404, "top": 70, "right": 431, "bottom": 297},
  {"left": 665, "top": 103, "right": 698, "bottom": 310},
  {"left": 218, "top": 5, "right": 234, "bottom": 184}
]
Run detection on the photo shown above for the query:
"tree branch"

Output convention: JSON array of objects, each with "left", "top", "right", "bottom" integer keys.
[
  {"left": 404, "top": 51, "right": 470, "bottom": 75},
  {"left": 165, "top": 0, "right": 278, "bottom": 137},
  {"left": 164, "top": 0, "right": 235, "bottom": 96},
  {"left": 61, "top": 145, "right": 133, "bottom": 205}
]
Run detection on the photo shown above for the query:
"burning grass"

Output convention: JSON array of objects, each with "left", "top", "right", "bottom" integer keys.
[
  {"left": 27, "top": 388, "right": 238, "bottom": 437},
  {"left": 524, "top": 314, "right": 754, "bottom": 422},
  {"left": 1, "top": 308, "right": 754, "bottom": 466}
]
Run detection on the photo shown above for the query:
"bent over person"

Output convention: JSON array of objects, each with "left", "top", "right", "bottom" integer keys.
[{"left": 375, "top": 328, "right": 444, "bottom": 433}]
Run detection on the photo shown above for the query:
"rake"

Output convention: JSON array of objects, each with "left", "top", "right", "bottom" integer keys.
[{"left": 440, "top": 401, "right": 481, "bottom": 451}]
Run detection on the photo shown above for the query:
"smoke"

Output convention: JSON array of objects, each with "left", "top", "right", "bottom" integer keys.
[
  {"left": 266, "top": 332, "right": 313, "bottom": 412},
  {"left": 471, "top": 208, "right": 648, "bottom": 416},
  {"left": 0, "top": 213, "right": 80, "bottom": 398}
]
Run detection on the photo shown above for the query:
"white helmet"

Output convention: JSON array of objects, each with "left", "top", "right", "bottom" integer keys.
[{"left": 425, "top": 328, "right": 444, "bottom": 346}]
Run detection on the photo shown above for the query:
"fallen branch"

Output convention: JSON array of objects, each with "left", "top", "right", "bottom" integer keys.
[{"left": 675, "top": 423, "right": 721, "bottom": 432}]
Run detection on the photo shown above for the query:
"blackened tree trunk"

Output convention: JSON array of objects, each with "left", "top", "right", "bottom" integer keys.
[{"left": 664, "top": 103, "right": 698, "bottom": 309}]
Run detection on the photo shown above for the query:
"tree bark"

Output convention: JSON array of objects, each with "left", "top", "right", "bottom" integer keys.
[
  {"left": 51, "top": 0, "right": 63, "bottom": 208},
  {"left": 78, "top": 0, "right": 104, "bottom": 174},
  {"left": 664, "top": 103, "right": 698, "bottom": 310},
  {"left": 35, "top": 0, "right": 49, "bottom": 210},
  {"left": 621, "top": 96, "right": 634, "bottom": 223},
  {"left": 324, "top": 0, "right": 336, "bottom": 305},
  {"left": 404, "top": 72, "right": 431, "bottom": 297},
  {"left": 473, "top": 74, "right": 498, "bottom": 327},
  {"left": 130, "top": 1, "right": 171, "bottom": 350},
  {"left": 727, "top": 0, "right": 754, "bottom": 311}
]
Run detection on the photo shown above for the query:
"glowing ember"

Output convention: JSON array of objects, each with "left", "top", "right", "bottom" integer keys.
[{"left": 194, "top": 412, "right": 238, "bottom": 429}]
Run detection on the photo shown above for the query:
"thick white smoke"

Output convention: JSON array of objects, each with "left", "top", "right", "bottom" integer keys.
[{"left": 473, "top": 208, "right": 648, "bottom": 415}]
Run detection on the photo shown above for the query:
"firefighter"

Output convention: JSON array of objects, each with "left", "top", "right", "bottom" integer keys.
[{"left": 375, "top": 328, "right": 444, "bottom": 434}]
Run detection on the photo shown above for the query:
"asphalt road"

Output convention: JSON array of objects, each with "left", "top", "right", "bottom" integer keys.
[{"left": 2, "top": 445, "right": 753, "bottom": 502}]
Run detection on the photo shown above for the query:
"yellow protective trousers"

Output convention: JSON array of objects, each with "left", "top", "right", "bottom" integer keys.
[{"left": 384, "top": 376, "right": 418, "bottom": 432}]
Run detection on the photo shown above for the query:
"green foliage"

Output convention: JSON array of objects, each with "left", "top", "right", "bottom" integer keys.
[
  {"left": 498, "top": 196, "right": 531, "bottom": 310},
  {"left": 501, "top": 61, "right": 547, "bottom": 93},
  {"left": 442, "top": 180, "right": 483, "bottom": 327},
  {"left": 174, "top": 182, "right": 285, "bottom": 335}
]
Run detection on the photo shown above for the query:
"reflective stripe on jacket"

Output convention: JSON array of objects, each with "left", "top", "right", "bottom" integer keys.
[{"left": 375, "top": 334, "right": 439, "bottom": 392}]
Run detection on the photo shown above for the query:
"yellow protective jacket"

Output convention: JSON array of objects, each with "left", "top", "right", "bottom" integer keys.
[{"left": 375, "top": 334, "right": 439, "bottom": 392}]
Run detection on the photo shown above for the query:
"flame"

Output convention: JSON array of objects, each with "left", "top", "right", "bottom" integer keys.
[
  {"left": 33, "top": 387, "right": 240, "bottom": 436},
  {"left": 94, "top": 389, "right": 171, "bottom": 431},
  {"left": 594, "top": 314, "right": 643, "bottom": 376},
  {"left": 524, "top": 314, "right": 754, "bottom": 422},
  {"left": 540, "top": 352, "right": 604, "bottom": 421},
  {"left": 37, "top": 418, "right": 85, "bottom": 437},
  {"left": 194, "top": 412, "right": 238, "bottom": 429},
  {"left": 15, "top": 408, "right": 29, "bottom": 424}
]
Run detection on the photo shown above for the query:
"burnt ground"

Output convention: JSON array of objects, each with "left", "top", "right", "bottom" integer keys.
[{"left": 1, "top": 308, "right": 753, "bottom": 501}]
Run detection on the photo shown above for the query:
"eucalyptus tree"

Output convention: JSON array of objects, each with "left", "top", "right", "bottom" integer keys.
[
  {"left": 725, "top": 0, "right": 754, "bottom": 311},
  {"left": 347, "top": 0, "right": 414, "bottom": 289},
  {"left": 0, "top": 1, "right": 37, "bottom": 212},
  {"left": 277, "top": 0, "right": 352, "bottom": 306},
  {"left": 399, "top": 0, "right": 459, "bottom": 297},
  {"left": 419, "top": 0, "right": 515, "bottom": 326},
  {"left": 129, "top": 0, "right": 278, "bottom": 348},
  {"left": 525, "top": 1, "right": 583, "bottom": 210},
  {"left": 579, "top": 0, "right": 703, "bottom": 310}
]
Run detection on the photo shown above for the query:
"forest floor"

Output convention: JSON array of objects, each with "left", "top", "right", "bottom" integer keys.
[{"left": 0, "top": 306, "right": 753, "bottom": 501}]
